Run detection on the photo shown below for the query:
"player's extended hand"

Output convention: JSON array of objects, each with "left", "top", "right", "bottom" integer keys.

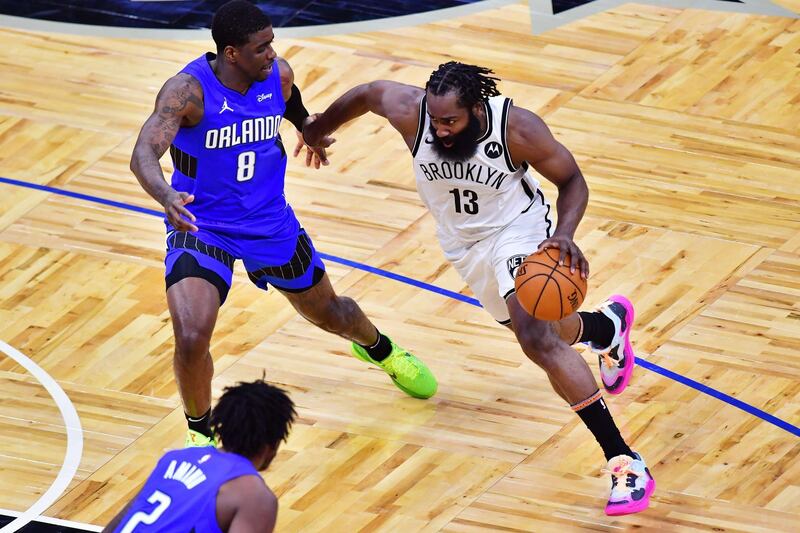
[
  {"left": 536, "top": 235, "right": 589, "bottom": 279},
  {"left": 294, "top": 124, "right": 335, "bottom": 170},
  {"left": 293, "top": 128, "right": 334, "bottom": 169},
  {"left": 161, "top": 190, "right": 198, "bottom": 233}
]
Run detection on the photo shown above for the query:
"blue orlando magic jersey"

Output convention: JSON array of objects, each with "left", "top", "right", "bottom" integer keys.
[
  {"left": 170, "top": 53, "right": 292, "bottom": 236},
  {"left": 114, "top": 446, "right": 260, "bottom": 533}
]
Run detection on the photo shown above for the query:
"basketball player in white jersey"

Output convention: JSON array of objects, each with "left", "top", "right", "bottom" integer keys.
[{"left": 303, "top": 62, "right": 655, "bottom": 515}]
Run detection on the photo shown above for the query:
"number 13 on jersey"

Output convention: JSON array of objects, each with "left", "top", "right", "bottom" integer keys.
[{"left": 449, "top": 188, "right": 479, "bottom": 214}]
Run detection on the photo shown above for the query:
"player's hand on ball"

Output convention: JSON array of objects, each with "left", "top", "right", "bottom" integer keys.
[
  {"left": 162, "top": 190, "right": 198, "bottom": 233},
  {"left": 536, "top": 235, "right": 589, "bottom": 279}
]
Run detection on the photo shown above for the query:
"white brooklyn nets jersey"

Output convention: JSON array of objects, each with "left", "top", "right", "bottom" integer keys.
[{"left": 412, "top": 95, "right": 541, "bottom": 251}]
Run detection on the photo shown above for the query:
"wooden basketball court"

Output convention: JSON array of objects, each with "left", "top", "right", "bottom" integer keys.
[{"left": 0, "top": 1, "right": 799, "bottom": 531}]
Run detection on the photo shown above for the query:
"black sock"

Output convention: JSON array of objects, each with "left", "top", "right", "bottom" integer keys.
[
  {"left": 572, "top": 390, "right": 633, "bottom": 461},
  {"left": 578, "top": 311, "right": 615, "bottom": 348},
  {"left": 186, "top": 408, "right": 213, "bottom": 439},
  {"left": 359, "top": 329, "right": 392, "bottom": 362}
]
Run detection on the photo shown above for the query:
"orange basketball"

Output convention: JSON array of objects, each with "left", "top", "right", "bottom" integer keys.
[{"left": 514, "top": 248, "right": 587, "bottom": 321}]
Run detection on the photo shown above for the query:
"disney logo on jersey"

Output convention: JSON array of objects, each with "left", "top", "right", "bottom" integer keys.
[
  {"left": 506, "top": 254, "right": 527, "bottom": 278},
  {"left": 257, "top": 93, "right": 273, "bottom": 102},
  {"left": 484, "top": 141, "right": 503, "bottom": 159}
]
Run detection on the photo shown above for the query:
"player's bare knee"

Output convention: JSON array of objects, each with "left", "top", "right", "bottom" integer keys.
[
  {"left": 173, "top": 327, "right": 212, "bottom": 361},
  {"left": 516, "top": 326, "right": 561, "bottom": 369}
]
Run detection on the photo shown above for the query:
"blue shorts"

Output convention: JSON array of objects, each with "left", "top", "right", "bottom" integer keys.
[{"left": 164, "top": 220, "right": 326, "bottom": 304}]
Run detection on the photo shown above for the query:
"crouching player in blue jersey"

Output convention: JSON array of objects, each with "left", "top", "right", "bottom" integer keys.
[
  {"left": 130, "top": 0, "right": 438, "bottom": 448},
  {"left": 103, "top": 379, "right": 295, "bottom": 532}
]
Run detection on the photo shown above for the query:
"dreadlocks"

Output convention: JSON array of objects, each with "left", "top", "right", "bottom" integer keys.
[
  {"left": 425, "top": 61, "right": 501, "bottom": 108},
  {"left": 210, "top": 378, "right": 296, "bottom": 458}
]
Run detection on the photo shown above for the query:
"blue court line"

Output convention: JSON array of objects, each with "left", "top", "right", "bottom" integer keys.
[
  {"left": 0, "top": 176, "right": 163, "bottom": 217},
  {"left": 2, "top": 177, "right": 798, "bottom": 438},
  {"left": 317, "top": 252, "right": 481, "bottom": 307},
  {"left": 636, "top": 359, "right": 799, "bottom": 437}
]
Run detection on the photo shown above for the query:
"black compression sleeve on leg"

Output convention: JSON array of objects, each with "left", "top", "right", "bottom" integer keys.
[
  {"left": 578, "top": 311, "right": 614, "bottom": 348},
  {"left": 284, "top": 84, "right": 310, "bottom": 131},
  {"left": 572, "top": 391, "right": 633, "bottom": 460}
]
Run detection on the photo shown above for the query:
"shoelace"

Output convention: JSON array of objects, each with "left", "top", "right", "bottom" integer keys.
[
  {"left": 386, "top": 350, "right": 420, "bottom": 379},
  {"left": 600, "top": 351, "right": 617, "bottom": 372},
  {"left": 591, "top": 337, "right": 618, "bottom": 370},
  {"left": 602, "top": 457, "right": 636, "bottom": 494}
]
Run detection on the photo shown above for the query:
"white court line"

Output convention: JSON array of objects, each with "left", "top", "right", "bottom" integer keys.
[
  {"left": 0, "top": 508, "right": 102, "bottom": 532},
  {"left": 0, "top": 341, "right": 84, "bottom": 533}
]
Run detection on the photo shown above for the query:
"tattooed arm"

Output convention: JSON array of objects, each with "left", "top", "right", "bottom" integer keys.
[{"left": 130, "top": 73, "right": 204, "bottom": 232}]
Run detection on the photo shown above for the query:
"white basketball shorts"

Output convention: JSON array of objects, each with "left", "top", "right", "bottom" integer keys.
[{"left": 443, "top": 190, "right": 553, "bottom": 324}]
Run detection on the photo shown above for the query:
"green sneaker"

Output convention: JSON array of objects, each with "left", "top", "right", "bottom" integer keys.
[
  {"left": 185, "top": 429, "right": 217, "bottom": 448},
  {"left": 351, "top": 338, "right": 438, "bottom": 399}
]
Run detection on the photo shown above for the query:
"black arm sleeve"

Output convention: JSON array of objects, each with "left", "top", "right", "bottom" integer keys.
[{"left": 284, "top": 84, "right": 310, "bottom": 131}]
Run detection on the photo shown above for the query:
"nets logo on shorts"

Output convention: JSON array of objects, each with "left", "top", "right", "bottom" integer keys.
[
  {"left": 484, "top": 141, "right": 503, "bottom": 159},
  {"left": 507, "top": 254, "right": 527, "bottom": 278}
]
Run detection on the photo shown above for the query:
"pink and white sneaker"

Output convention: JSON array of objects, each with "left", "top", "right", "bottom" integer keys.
[
  {"left": 591, "top": 295, "right": 635, "bottom": 395},
  {"left": 603, "top": 452, "right": 655, "bottom": 516}
]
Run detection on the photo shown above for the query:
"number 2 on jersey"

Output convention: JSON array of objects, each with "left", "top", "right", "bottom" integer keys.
[
  {"left": 237, "top": 150, "right": 256, "bottom": 182},
  {"left": 449, "top": 188, "right": 479, "bottom": 214},
  {"left": 119, "top": 490, "right": 172, "bottom": 533}
]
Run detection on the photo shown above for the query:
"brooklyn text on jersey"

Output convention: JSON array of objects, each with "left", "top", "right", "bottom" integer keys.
[{"left": 418, "top": 161, "right": 508, "bottom": 189}]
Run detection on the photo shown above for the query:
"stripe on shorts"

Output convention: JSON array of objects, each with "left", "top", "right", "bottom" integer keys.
[
  {"left": 247, "top": 232, "right": 314, "bottom": 282},
  {"left": 169, "top": 232, "right": 235, "bottom": 269}
]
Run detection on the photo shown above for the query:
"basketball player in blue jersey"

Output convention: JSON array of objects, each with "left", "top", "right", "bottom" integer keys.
[
  {"left": 130, "top": 0, "right": 437, "bottom": 449},
  {"left": 103, "top": 379, "right": 295, "bottom": 532},
  {"left": 303, "top": 62, "right": 655, "bottom": 516}
]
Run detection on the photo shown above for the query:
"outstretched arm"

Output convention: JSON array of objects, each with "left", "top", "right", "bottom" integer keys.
[
  {"left": 130, "top": 73, "right": 203, "bottom": 232},
  {"left": 506, "top": 106, "right": 590, "bottom": 278},
  {"left": 276, "top": 57, "right": 331, "bottom": 168},
  {"left": 302, "top": 81, "right": 422, "bottom": 150}
]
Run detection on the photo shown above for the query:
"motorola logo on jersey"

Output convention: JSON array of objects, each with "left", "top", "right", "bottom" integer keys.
[
  {"left": 506, "top": 254, "right": 527, "bottom": 278},
  {"left": 484, "top": 141, "right": 503, "bottom": 159},
  {"left": 205, "top": 114, "right": 283, "bottom": 149}
]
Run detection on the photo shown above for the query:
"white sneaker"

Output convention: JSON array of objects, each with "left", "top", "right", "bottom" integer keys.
[
  {"left": 591, "top": 295, "right": 635, "bottom": 395},
  {"left": 603, "top": 452, "right": 656, "bottom": 515}
]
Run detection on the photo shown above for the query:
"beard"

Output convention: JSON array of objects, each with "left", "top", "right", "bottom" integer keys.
[{"left": 429, "top": 111, "right": 482, "bottom": 162}]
